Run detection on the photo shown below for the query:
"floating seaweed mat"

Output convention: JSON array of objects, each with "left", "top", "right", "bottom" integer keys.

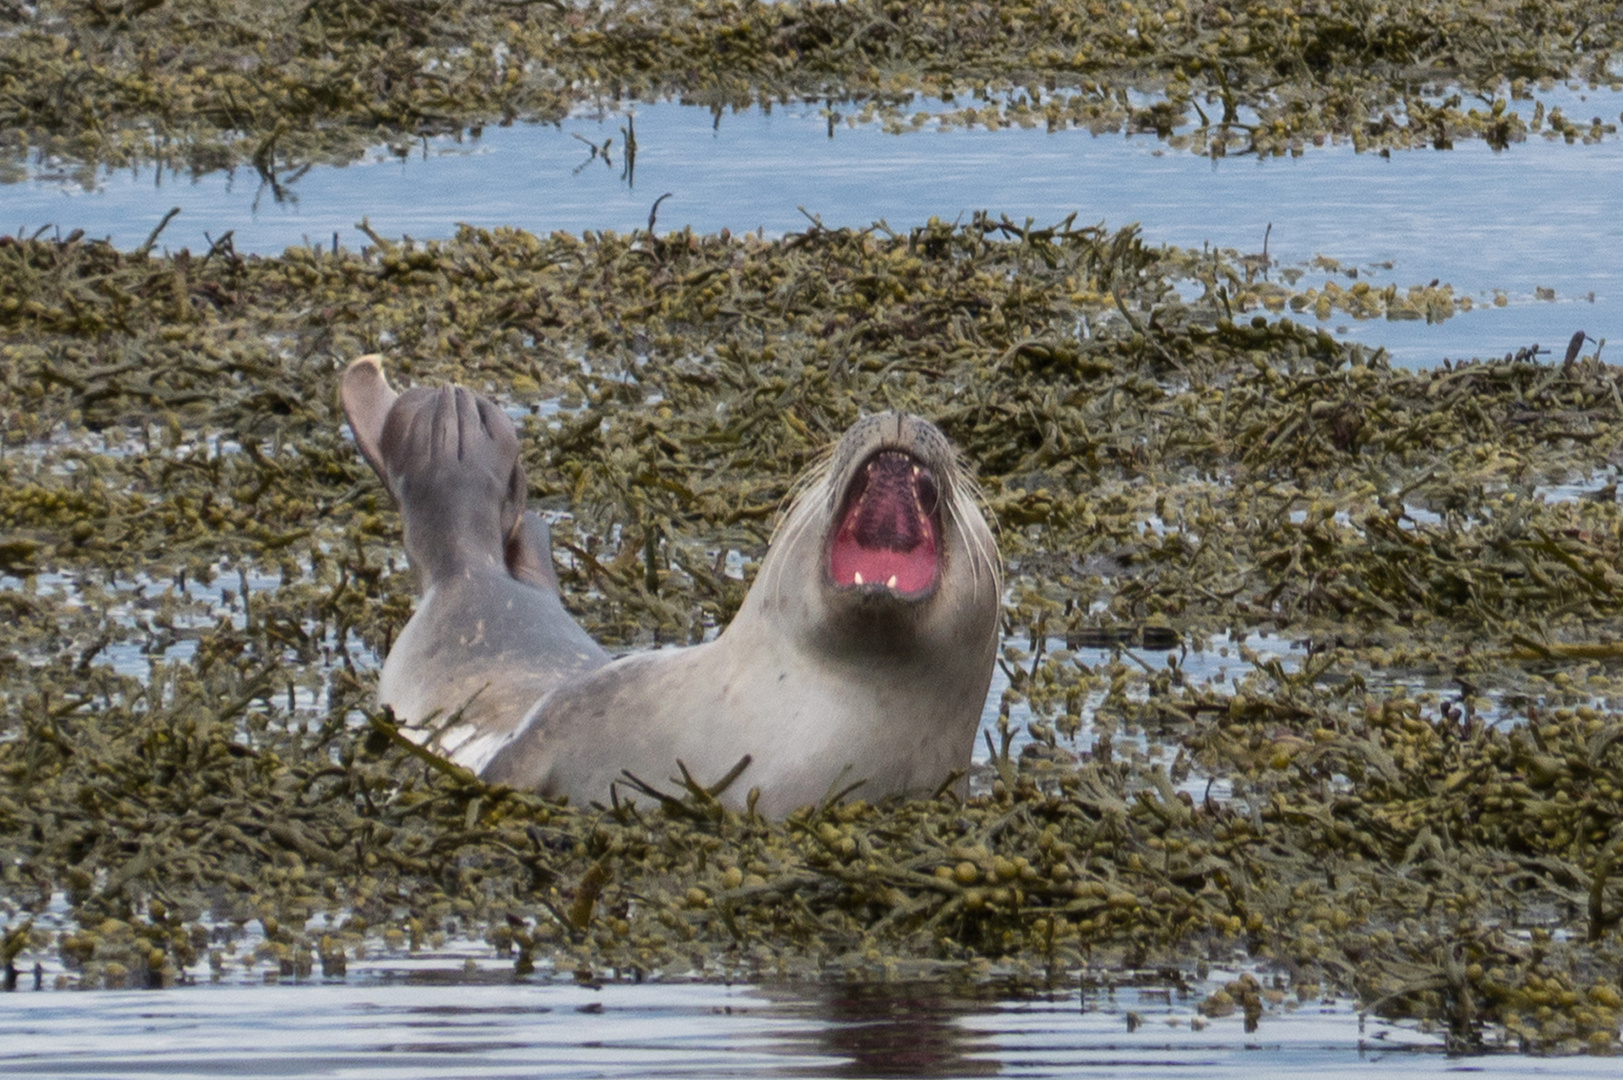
[
  {"left": 0, "top": 0, "right": 1617, "bottom": 174},
  {"left": 3, "top": 216, "right": 1623, "bottom": 1052}
]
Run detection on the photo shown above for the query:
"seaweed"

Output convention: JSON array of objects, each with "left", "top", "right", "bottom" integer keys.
[
  {"left": 2, "top": 215, "right": 1622, "bottom": 1051},
  {"left": 0, "top": 0, "right": 1617, "bottom": 175}
]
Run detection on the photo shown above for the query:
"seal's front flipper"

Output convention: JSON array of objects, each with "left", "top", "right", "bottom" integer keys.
[
  {"left": 507, "top": 511, "right": 562, "bottom": 595},
  {"left": 340, "top": 354, "right": 399, "bottom": 487}
]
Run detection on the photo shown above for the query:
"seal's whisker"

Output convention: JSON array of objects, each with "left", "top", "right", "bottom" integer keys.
[
  {"left": 763, "top": 500, "right": 819, "bottom": 605},
  {"left": 773, "top": 446, "right": 834, "bottom": 528},
  {"left": 747, "top": 447, "right": 834, "bottom": 608},
  {"left": 760, "top": 516, "right": 796, "bottom": 601},
  {"left": 961, "top": 507, "right": 993, "bottom": 596},
  {"left": 938, "top": 455, "right": 998, "bottom": 599}
]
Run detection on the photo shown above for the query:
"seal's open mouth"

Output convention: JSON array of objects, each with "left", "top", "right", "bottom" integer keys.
[{"left": 828, "top": 450, "right": 942, "bottom": 596}]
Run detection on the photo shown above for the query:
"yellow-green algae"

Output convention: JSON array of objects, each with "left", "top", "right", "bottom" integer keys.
[
  {"left": 0, "top": 0, "right": 1618, "bottom": 177},
  {"left": 2, "top": 218, "right": 1623, "bottom": 1052}
]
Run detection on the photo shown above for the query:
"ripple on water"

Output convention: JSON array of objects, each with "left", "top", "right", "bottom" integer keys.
[{"left": 0, "top": 971, "right": 1532, "bottom": 1080}]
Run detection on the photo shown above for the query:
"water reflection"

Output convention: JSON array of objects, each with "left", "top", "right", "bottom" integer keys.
[
  {"left": 6, "top": 968, "right": 1595, "bottom": 1079},
  {"left": 766, "top": 983, "right": 998, "bottom": 1078},
  {"left": 5, "top": 97, "right": 1620, "bottom": 368}
]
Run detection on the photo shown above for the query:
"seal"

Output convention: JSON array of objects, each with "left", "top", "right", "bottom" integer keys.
[{"left": 342, "top": 356, "right": 1002, "bottom": 815}]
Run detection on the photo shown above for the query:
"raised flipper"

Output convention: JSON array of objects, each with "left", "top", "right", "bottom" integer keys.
[
  {"left": 344, "top": 354, "right": 567, "bottom": 591},
  {"left": 339, "top": 356, "right": 608, "bottom": 772}
]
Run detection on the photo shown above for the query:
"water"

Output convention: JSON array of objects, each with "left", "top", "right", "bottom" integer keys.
[
  {"left": 1, "top": 893, "right": 1607, "bottom": 1077},
  {"left": 0, "top": 967, "right": 1565, "bottom": 1079},
  {"left": 5, "top": 95, "right": 1622, "bottom": 367}
]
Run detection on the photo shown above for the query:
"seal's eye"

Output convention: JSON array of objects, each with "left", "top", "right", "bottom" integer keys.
[{"left": 827, "top": 451, "right": 941, "bottom": 595}]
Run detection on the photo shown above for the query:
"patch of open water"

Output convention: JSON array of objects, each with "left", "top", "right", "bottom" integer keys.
[
  {"left": 0, "top": 962, "right": 1557, "bottom": 1079},
  {"left": 5, "top": 93, "right": 1622, "bottom": 368},
  {"left": 3, "top": 884, "right": 1607, "bottom": 1076}
]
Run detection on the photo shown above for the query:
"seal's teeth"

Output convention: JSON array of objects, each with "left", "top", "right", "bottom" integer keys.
[
  {"left": 912, "top": 465, "right": 920, "bottom": 477},
  {"left": 886, "top": 575, "right": 898, "bottom": 589},
  {"left": 853, "top": 571, "right": 864, "bottom": 585}
]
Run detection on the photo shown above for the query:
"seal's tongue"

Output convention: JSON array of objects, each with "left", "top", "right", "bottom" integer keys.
[{"left": 828, "top": 451, "right": 941, "bottom": 595}]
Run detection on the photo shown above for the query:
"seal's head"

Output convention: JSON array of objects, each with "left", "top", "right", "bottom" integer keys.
[{"left": 751, "top": 412, "right": 1000, "bottom": 660}]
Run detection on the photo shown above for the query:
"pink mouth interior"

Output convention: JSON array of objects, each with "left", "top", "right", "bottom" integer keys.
[{"left": 827, "top": 451, "right": 941, "bottom": 595}]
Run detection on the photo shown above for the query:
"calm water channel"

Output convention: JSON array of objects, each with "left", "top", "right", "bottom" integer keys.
[
  {"left": 6, "top": 94, "right": 1623, "bottom": 1074},
  {"left": 5, "top": 92, "right": 1622, "bottom": 367},
  {"left": 5, "top": 959, "right": 1606, "bottom": 1079}
]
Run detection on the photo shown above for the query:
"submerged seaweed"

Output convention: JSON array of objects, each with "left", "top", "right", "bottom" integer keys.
[{"left": 2, "top": 216, "right": 1623, "bottom": 1052}]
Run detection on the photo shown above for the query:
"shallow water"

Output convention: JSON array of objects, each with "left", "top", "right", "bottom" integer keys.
[
  {"left": 7, "top": 95, "right": 1622, "bottom": 368},
  {"left": 0, "top": 965, "right": 1572, "bottom": 1079},
  {"left": 2, "top": 889, "right": 1609, "bottom": 1077}
]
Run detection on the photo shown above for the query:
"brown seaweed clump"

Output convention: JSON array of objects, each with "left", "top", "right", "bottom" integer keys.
[
  {"left": 3, "top": 217, "right": 1623, "bottom": 1052},
  {"left": 0, "top": 0, "right": 1617, "bottom": 176}
]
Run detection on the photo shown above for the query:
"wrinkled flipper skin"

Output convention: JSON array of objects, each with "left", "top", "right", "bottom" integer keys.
[{"left": 340, "top": 355, "right": 608, "bottom": 771}]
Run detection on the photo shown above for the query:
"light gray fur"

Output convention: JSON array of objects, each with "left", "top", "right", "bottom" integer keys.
[
  {"left": 483, "top": 412, "right": 1002, "bottom": 815},
  {"left": 345, "top": 357, "right": 1002, "bottom": 814}
]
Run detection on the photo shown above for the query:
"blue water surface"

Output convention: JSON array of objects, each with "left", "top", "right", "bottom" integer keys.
[{"left": 5, "top": 96, "right": 1621, "bottom": 367}]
